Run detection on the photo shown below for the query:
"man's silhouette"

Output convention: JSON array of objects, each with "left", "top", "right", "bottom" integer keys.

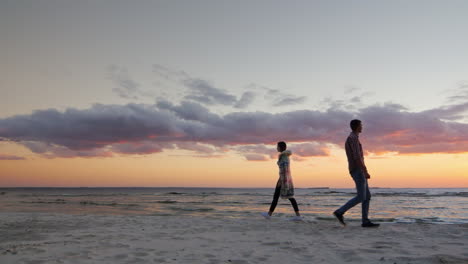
[{"left": 334, "top": 119, "right": 380, "bottom": 228}]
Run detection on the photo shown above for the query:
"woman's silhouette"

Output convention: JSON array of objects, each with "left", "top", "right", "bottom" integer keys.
[{"left": 261, "top": 141, "right": 302, "bottom": 221}]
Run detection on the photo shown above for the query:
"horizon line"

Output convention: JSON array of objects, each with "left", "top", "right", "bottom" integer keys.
[{"left": 0, "top": 186, "right": 467, "bottom": 189}]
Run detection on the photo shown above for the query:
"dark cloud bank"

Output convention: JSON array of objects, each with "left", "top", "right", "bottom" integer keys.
[{"left": 1, "top": 99, "right": 468, "bottom": 160}]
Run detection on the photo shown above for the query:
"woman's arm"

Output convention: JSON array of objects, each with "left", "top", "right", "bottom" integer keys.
[{"left": 278, "top": 160, "right": 288, "bottom": 184}]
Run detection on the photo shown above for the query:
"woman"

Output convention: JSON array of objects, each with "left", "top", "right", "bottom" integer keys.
[{"left": 261, "top": 141, "right": 302, "bottom": 221}]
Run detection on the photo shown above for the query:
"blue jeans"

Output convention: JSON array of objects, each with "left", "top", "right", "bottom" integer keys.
[{"left": 335, "top": 169, "right": 371, "bottom": 223}]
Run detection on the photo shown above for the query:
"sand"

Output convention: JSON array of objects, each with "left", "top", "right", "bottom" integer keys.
[{"left": 0, "top": 212, "right": 467, "bottom": 264}]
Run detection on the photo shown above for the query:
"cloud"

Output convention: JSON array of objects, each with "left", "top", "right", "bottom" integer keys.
[
  {"left": 175, "top": 142, "right": 216, "bottom": 154},
  {"left": 152, "top": 66, "right": 307, "bottom": 108},
  {"left": 234, "top": 91, "right": 256, "bottom": 109},
  {"left": 109, "top": 66, "right": 141, "bottom": 100},
  {"left": 273, "top": 96, "right": 307, "bottom": 106},
  {"left": 0, "top": 154, "right": 26, "bottom": 160},
  {"left": 235, "top": 142, "right": 330, "bottom": 161},
  {"left": 152, "top": 65, "right": 256, "bottom": 108},
  {"left": 152, "top": 64, "right": 189, "bottom": 82},
  {"left": 1, "top": 99, "right": 468, "bottom": 159},
  {"left": 244, "top": 154, "right": 269, "bottom": 161},
  {"left": 290, "top": 142, "right": 330, "bottom": 157},
  {"left": 446, "top": 81, "right": 468, "bottom": 103},
  {"left": 421, "top": 102, "right": 468, "bottom": 121},
  {"left": 0, "top": 103, "right": 180, "bottom": 151},
  {"left": 156, "top": 100, "right": 222, "bottom": 124},
  {"left": 235, "top": 144, "right": 277, "bottom": 160},
  {"left": 261, "top": 86, "right": 308, "bottom": 106},
  {"left": 344, "top": 86, "right": 360, "bottom": 94},
  {"left": 109, "top": 141, "right": 172, "bottom": 155},
  {"left": 319, "top": 87, "right": 375, "bottom": 112},
  {"left": 183, "top": 78, "right": 238, "bottom": 106},
  {"left": 359, "top": 103, "right": 468, "bottom": 154},
  {"left": 21, "top": 141, "right": 114, "bottom": 158}
]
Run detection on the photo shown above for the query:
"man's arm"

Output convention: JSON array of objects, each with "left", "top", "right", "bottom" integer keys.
[
  {"left": 355, "top": 138, "right": 371, "bottom": 179},
  {"left": 349, "top": 136, "right": 368, "bottom": 172}
]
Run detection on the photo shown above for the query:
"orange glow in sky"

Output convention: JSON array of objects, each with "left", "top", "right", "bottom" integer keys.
[{"left": 1, "top": 142, "right": 467, "bottom": 188}]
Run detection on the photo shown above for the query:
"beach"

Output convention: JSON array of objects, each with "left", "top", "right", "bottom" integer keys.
[
  {"left": 0, "top": 188, "right": 467, "bottom": 263},
  {"left": 1, "top": 212, "right": 467, "bottom": 264}
]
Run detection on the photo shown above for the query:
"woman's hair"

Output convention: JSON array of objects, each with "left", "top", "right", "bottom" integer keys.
[
  {"left": 277, "top": 141, "right": 287, "bottom": 152},
  {"left": 350, "top": 119, "right": 362, "bottom": 131}
]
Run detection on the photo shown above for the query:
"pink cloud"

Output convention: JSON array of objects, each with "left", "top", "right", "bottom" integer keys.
[
  {"left": 244, "top": 154, "right": 269, "bottom": 161},
  {"left": 0, "top": 154, "right": 26, "bottom": 160},
  {"left": 0, "top": 99, "right": 467, "bottom": 159}
]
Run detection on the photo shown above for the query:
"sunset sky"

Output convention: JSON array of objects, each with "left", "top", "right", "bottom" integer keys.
[{"left": 1, "top": 0, "right": 468, "bottom": 188}]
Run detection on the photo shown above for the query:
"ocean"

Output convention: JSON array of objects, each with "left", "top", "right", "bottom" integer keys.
[{"left": 0, "top": 187, "right": 466, "bottom": 224}]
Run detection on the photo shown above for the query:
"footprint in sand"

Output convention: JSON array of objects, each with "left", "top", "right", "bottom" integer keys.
[
  {"left": 64, "top": 251, "right": 80, "bottom": 258},
  {"left": 113, "top": 243, "right": 130, "bottom": 248},
  {"left": 133, "top": 251, "right": 149, "bottom": 257},
  {"left": 128, "top": 257, "right": 145, "bottom": 263},
  {"left": 373, "top": 241, "right": 399, "bottom": 249},
  {"left": 444, "top": 242, "right": 464, "bottom": 246},
  {"left": 338, "top": 249, "right": 364, "bottom": 262},
  {"left": 241, "top": 251, "right": 253, "bottom": 258},
  {"left": 226, "top": 260, "right": 249, "bottom": 264},
  {"left": 361, "top": 248, "right": 384, "bottom": 254},
  {"left": 262, "top": 242, "right": 281, "bottom": 246},
  {"left": 22, "top": 260, "right": 47, "bottom": 264},
  {"left": 24, "top": 247, "right": 46, "bottom": 254},
  {"left": 114, "top": 253, "right": 128, "bottom": 259}
]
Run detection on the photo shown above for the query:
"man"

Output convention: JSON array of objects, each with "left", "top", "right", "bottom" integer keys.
[{"left": 333, "top": 119, "right": 380, "bottom": 228}]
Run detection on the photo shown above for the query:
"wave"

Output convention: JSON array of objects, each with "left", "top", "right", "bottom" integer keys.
[
  {"left": 313, "top": 216, "right": 460, "bottom": 224},
  {"left": 168, "top": 207, "right": 215, "bottom": 212},
  {"left": 394, "top": 217, "right": 444, "bottom": 224},
  {"left": 162, "top": 191, "right": 223, "bottom": 196},
  {"left": 18, "top": 193, "right": 130, "bottom": 198},
  {"left": 199, "top": 192, "right": 223, "bottom": 195},
  {"left": 235, "top": 193, "right": 270, "bottom": 196},
  {"left": 302, "top": 191, "right": 351, "bottom": 196},
  {"left": 441, "top": 191, "right": 468, "bottom": 197},
  {"left": 164, "top": 192, "right": 187, "bottom": 195},
  {"left": 156, "top": 200, "right": 178, "bottom": 204},
  {"left": 211, "top": 201, "right": 246, "bottom": 204},
  {"left": 399, "top": 206, "right": 447, "bottom": 210},
  {"left": 374, "top": 192, "right": 468, "bottom": 198},
  {"left": 21, "top": 199, "right": 67, "bottom": 204},
  {"left": 21, "top": 199, "right": 140, "bottom": 207},
  {"left": 303, "top": 190, "right": 468, "bottom": 198},
  {"left": 79, "top": 201, "right": 139, "bottom": 207},
  {"left": 152, "top": 201, "right": 204, "bottom": 204}
]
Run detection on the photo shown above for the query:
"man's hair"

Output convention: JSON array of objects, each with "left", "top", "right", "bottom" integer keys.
[
  {"left": 277, "top": 141, "right": 287, "bottom": 152},
  {"left": 350, "top": 119, "right": 362, "bottom": 131}
]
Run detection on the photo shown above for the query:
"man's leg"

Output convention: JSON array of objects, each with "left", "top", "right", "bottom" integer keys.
[
  {"left": 335, "top": 170, "right": 366, "bottom": 216},
  {"left": 361, "top": 181, "right": 371, "bottom": 223},
  {"left": 360, "top": 181, "right": 379, "bottom": 227}
]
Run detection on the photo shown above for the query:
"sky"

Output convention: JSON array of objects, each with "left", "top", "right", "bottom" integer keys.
[{"left": 1, "top": 0, "right": 468, "bottom": 188}]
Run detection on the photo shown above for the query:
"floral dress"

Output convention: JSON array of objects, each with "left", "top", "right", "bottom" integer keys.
[{"left": 277, "top": 150, "right": 294, "bottom": 199}]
